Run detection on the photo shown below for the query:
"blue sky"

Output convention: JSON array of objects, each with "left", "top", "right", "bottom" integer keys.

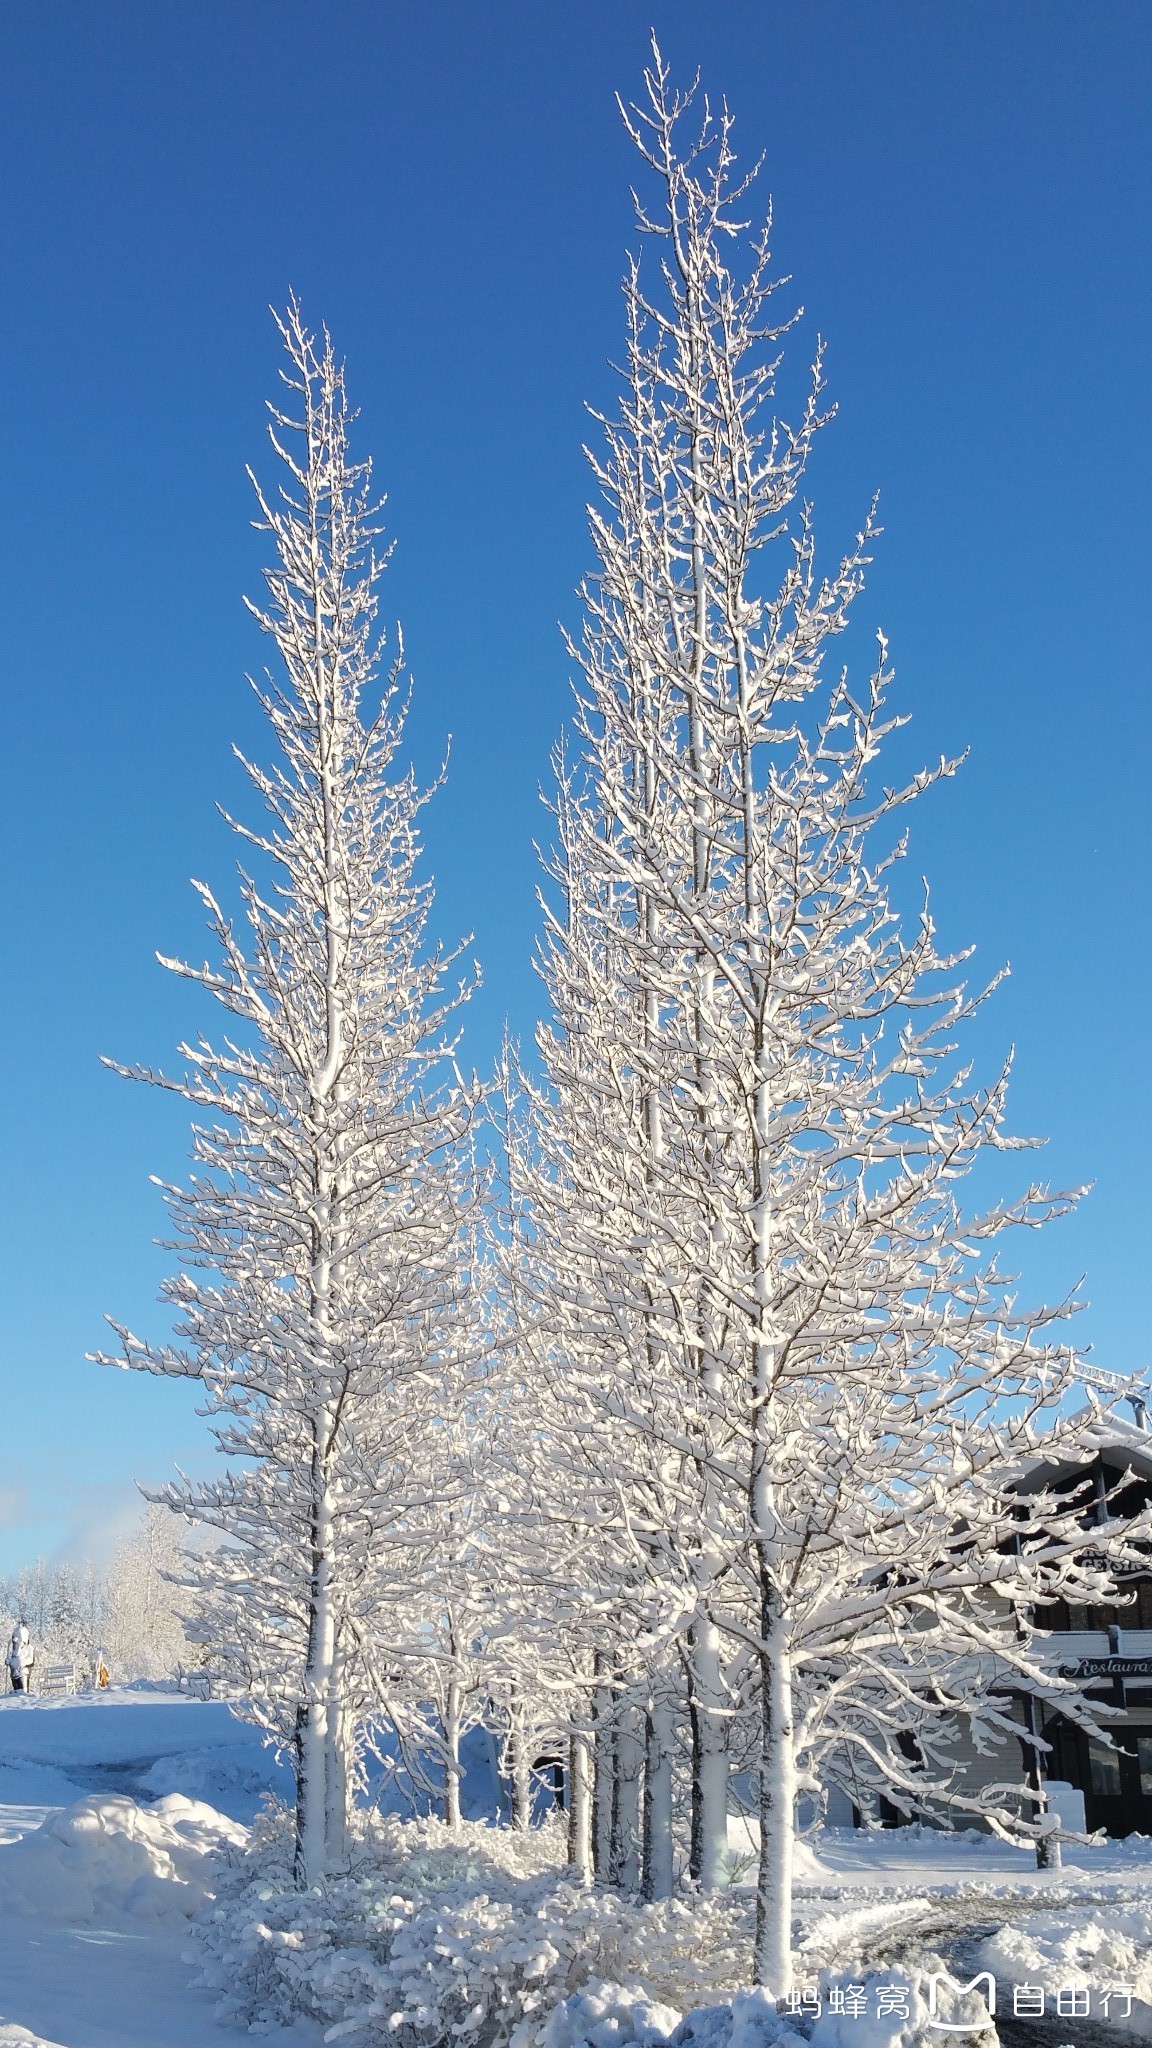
[{"left": 1, "top": 2, "right": 1149, "bottom": 1573}]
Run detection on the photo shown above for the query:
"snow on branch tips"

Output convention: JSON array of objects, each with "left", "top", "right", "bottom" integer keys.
[
  {"left": 94, "top": 299, "right": 483, "bottom": 1888},
  {"left": 497, "top": 38, "right": 1149, "bottom": 1994}
]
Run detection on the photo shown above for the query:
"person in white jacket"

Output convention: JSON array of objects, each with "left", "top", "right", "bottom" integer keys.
[{"left": 6, "top": 1623, "right": 35, "bottom": 1693}]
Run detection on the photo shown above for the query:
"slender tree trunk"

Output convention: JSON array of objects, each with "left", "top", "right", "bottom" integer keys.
[
  {"left": 509, "top": 1690, "right": 531, "bottom": 1830},
  {"left": 688, "top": 1685, "right": 703, "bottom": 1881},
  {"left": 753, "top": 1601, "right": 795, "bottom": 1993},
  {"left": 593, "top": 1658, "right": 615, "bottom": 1877},
  {"left": 305, "top": 605, "right": 352, "bottom": 1883},
  {"left": 614, "top": 1702, "right": 643, "bottom": 1891},
  {"left": 691, "top": 1616, "right": 729, "bottom": 1890},
  {"left": 295, "top": 1449, "right": 337, "bottom": 1886},
  {"left": 293, "top": 1702, "right": 309, "bottom": 1877},
  {"left": 643, "top": 1696, "right": 675, "bottom": 1900},
  {"left": 1019, "top": 1691, "right": 1061, "bottom": 1870},
  {"left": 444, "top": 1674, "right": 463, "bottom": 1829},
  {"left": 568, "top": 1729, "right": 593, "bottom": 1882},
  {"left": 324, "top": 1674, "right": 349, "bottom": 1863}
]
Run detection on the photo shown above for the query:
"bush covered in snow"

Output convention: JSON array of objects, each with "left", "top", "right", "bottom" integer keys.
[
  {"left": 194, "top": 1812, "right": 751, "bottom": 2042},
  {"left": 195, "top": 1814, "right": 1008, "bottom": 2048}
]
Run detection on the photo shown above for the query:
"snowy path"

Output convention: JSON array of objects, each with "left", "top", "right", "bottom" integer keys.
[
  {"left": 0, "top": 1913, "right": 322, "bottom": 2048},
  {"left": 0, "top": 1694, "right": 319, "bottom": 2048}
]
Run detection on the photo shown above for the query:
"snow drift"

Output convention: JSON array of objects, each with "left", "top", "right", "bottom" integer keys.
[{"left": 0, "top": 1791, "right": 243, "bottom": 1926}]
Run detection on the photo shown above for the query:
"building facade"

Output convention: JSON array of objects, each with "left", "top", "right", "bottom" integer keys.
[{"left": 826, "top": 1422, "right": 1152, "bottom": 1838}]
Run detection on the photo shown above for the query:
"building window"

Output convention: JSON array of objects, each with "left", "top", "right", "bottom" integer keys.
[{"left": 1088, "top": 1740, "right": 1122, "bottom": 1798}]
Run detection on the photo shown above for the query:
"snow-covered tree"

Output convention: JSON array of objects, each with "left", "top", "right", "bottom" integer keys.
[
  {"left": 509, "top": 45, "right": 1151, "bottom": 1990},
  {"left": 96, "top": 301, "right": 478, "bottom": 1885},
  {"left": 105, "top": 1501, "right": 193, "bottom": 1679},
  {"left": 0, "top": 1560, "right": 107, "bottom": 1678}
]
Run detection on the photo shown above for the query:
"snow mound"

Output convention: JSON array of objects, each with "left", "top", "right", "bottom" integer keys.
[
  {"left": 542, "top": 1980, "right": 683, "bottom": 2048},
  {"left": 0, "top": 2029, "right": 70, "bottom": 2048},
  {"left": 979, "top": 1908, "right": 1152, "bottom": 2040},
  {"left": 652, "top": 1967, "right": 995, "bottom": 2048},
  {"left": 666, "top": 1993, "right": 803, "bottom": 2048},
  {"left": 726, "top": 1820, "right": 839, "bottom": 1888},
  {"left": 0, "top": 1791, "right": 245, "bottom": 1925},
  {"left": 139, "top": 1741, "right": 291, "bottom": 1820}
]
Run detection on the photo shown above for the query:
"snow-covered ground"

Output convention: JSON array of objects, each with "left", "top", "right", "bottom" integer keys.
[
  {"left": 4, "top": 1690, "right": 1152, "bottom": 2047},
  {"left": 0, "top": 1691, "right": 318, "bottom": 2047}
]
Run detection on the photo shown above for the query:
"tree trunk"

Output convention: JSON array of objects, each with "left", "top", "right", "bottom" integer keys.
[
  {"left": 295, "top": 1460, "right": 337, "bottom": 1886},
  {"left": 688, "top": 1687, "right": 703, "bottom": 1880},
  {"left": 613, "top": 1703, "right": 643, "bottom": 1891},
  {"left": 643, "top": 1697, "right": 675, "bottom": 1900},
  {"left": 1019, "top": 1691, "right": 1061, "bottom": 1871},
  {"left": 509, "top": 1691, "right": 531, "bottom": 1831},
  {"left": 568, "top": 1729, "right": 593, "bottom": 1882},
  {"left": 753, "top": 1607, "right": 795, "bottom": 1994},
  {"left": 444, "top": 1674, "right": 463, "bottom": 1829},
  {"left": 593, "top": 1661, "right": 615, "bottom": 1877},
  {"left": 324, "top": 1691, "right": 349, "bottom": 1864},
  {"left": 691, "top": 1616, "right": 729, "bottom": 1890}
]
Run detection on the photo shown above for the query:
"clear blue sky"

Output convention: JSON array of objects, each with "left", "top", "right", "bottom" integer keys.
[{"left": 1, "top": 2, "right": 1149, "bottom": 1574}]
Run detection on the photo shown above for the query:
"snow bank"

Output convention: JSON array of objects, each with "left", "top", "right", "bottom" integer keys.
[
  {"left": 0, "top": 2028, "right": 70, "bottom": 2048},
  {"left": 196, "top": 1812, "right": 1017, "bottom": 2048},
  {"left": 0, "top": 1791, "right": 244, "bottom": 1926},
  {"left": 529, "top": 1962, "right": 993, "bottom": 2048},
  {"left": 139, "top": 1740, "right": 292, "bottom": 1820},
  {"left": 978, "top": 1907, "right": 1152, "bottom": 2040},
  {"left": 0, "top": 1758, "right": 88, "bottom": 1844}
]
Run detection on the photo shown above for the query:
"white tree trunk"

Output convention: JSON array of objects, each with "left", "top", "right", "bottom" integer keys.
[
  {"left": 296, "top": 1462, "right": 336, "bottom": 1885},
  {"left": 568, "top": 1729, "right": 593, "bottom": 1882},
  {"left": 444, "top": 1673, "right": 463, "bottom": 1829},
  {"left": 614, "top": 1706, "right": 643, "bottom": 1891},
  {"left": 324, "top": 1679, "right": 349, "bottom": 1864},
  {"left": 593, "top": 1665, "right": 614, "bottom": 1877},
  {"left": 691, "top": 1617, "right": 729, "bottom": 1891},
  {"left": 754, "top": 1612, "right": 795, "bottom": 1993},
  {"left": 509, "top": 1691, "right": 532, "bottom": 1830},
  {"left": 643, "top": 1699, "right": 675, "bottom": 1900}
]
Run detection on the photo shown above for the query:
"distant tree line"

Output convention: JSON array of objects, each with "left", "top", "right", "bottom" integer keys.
[{"left": 1, "top": 1504, "right": 192, "bottom": 1685}]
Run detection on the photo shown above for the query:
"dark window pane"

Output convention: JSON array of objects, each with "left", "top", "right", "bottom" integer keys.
[{"left": 1088, "top": 1741, "right": 1122, "bottom": 1798}]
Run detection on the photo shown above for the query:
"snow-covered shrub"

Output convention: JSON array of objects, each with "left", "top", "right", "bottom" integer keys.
[{"left": 194, "top": 1813, "right": 750, "bottom": 2041}]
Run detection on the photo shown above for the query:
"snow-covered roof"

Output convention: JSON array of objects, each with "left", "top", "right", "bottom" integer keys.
[{"left": 1015, "top": 1410, "right": 1152, "bottom": 1494}]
